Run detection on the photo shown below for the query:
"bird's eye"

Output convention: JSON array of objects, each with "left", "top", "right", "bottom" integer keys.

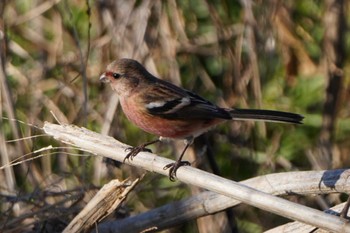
[{"left": 113, "top": 73, "right": 121, "bottom": 79}]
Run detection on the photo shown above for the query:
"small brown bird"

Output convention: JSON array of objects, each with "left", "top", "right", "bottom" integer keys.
[{"left": 100, "top": 58, "right": 303, "bottom": 181}]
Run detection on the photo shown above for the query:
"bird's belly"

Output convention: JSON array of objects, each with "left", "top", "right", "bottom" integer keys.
[{"left": 121, "top": 98, "right": 222, "bottom": 139}]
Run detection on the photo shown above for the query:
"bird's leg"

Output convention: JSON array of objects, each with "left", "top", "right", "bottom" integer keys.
[
  {"left": 163, "top": 138, "right": 193, "bottom": 181},
  {"left": 124, "top": 139, "right": 161, "bottom": 163}
]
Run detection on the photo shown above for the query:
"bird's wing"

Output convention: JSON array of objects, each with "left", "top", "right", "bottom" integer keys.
[{"left": 141, "top": 79, "right": 231, "bottom": 120}]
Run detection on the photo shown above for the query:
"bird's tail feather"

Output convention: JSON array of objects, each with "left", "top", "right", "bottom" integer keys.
[{"left": 229, "top": 108, "right": 304, "bottom": 124}]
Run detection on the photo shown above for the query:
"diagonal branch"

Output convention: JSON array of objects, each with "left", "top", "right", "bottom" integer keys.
[
  {"left": 43, "top": 122, "right": 350, "bottom": 232},
  {"left": 96, "top": 169, "right": 350, "bottom": 233}
]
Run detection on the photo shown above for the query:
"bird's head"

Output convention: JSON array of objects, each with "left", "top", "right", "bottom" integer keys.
[{"left": 100, "top": 58, "right": 149, "bottom": 96}]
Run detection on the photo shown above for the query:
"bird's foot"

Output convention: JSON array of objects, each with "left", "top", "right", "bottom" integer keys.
[
  {"left": 123, "top": 139, "right": 160, "bottom": 163},
  {"left": 163, "top": 160, "right": 191, "bottom": 181},
  {"left": 124, "top": 145, "right": 153, "bottom": 163}
]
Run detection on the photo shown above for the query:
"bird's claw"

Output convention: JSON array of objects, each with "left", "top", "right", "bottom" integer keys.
[
  {"left": 163, "top": 160, "right": 191, "bottom": 181},
  {"left": 123, "top": 146, "right": 153, "bottom": 163}
]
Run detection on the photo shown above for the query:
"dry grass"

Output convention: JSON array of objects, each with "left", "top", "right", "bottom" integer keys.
[{"left": 1, "top": 0, "right": 350, "bottom": 232}]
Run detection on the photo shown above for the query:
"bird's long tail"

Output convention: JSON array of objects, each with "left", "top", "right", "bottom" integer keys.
[{"left": 229, "top": 108, "right": 304, "bottom": 124}]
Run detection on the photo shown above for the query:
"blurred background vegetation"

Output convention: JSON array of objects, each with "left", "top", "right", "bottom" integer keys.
[{"left": 0, "top": 0, "right": 349, "bottom": 232}]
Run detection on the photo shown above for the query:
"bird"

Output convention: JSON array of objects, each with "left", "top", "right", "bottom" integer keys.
[{"left": 100, "top": 58, "right": 303, "bottom": 181}]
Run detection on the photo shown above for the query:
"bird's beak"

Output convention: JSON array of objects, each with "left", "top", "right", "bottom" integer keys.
[{"left": 99, "top": 73, "right": 110, "bottom": 83}]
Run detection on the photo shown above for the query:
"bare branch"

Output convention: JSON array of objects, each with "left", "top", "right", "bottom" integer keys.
[
  {"left": 43, "top": 122, "right": 350, "bottom": 232},
  {"left": 96, "top": 169, "right": 350, "bottom": 233},
  {"left": 63, "top": 178, "right": 140, "bottom": 233}
]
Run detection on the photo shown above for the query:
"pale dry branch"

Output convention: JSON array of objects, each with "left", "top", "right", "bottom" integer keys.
[
  {"left": 43, "top": 122, "right": 350, "bottom": 232},
  {"left": 265, "top": 202, "right": 347, "bottom": 233},
  {"left": 63, "top": 178, "right": 140, "bottom": 233},
  {"left": 96, "top": 169, "right": 350, "bottom": 233}
]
